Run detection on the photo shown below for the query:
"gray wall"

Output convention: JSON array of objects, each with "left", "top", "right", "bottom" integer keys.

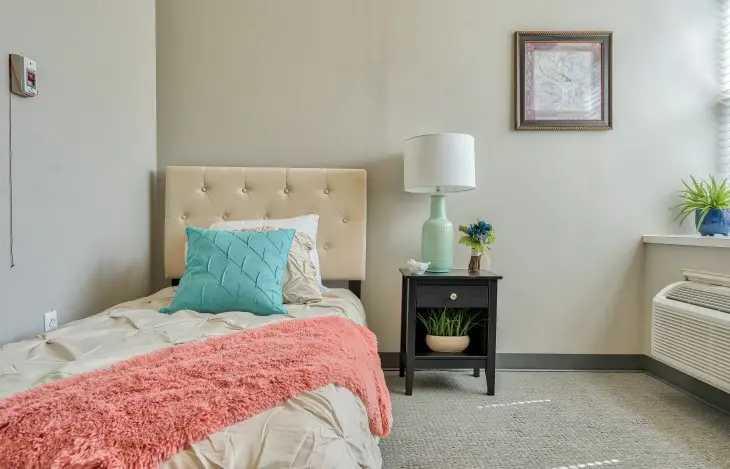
[
  {"left": 0, "top": 1, "right": 157, "bottom": 344},
  {"left": 155, "top": 0, "right": 715, "bottom": 353}
]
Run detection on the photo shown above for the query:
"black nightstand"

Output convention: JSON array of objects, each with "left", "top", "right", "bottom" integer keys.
[{"left": 399, "top": 268, "right": 502, "bottom": 396}]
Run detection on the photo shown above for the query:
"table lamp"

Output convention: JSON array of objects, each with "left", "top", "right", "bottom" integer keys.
[{"left": 404, "top": 133, "right": 476, "bottom": 272}]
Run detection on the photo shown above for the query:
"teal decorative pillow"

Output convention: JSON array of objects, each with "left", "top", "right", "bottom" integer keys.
[{"left": 161, "top": 227, "right": 295, "bottom": 315}]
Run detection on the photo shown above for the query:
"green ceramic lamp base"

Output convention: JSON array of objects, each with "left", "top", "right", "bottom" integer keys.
[{"left": 421, "top": 193, "right": 453, "bottom": 273}]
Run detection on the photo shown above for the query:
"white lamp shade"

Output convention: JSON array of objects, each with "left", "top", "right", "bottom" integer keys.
[{"left": 403, "top": 133, "right": 476, "bottom": 193}]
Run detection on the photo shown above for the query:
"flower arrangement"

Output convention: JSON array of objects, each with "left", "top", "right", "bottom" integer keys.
[{"left": 458, "top": 219, "right": 495, "bottom": 254}]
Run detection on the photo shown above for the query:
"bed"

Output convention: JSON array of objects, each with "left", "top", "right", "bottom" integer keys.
[{"left": 0, "top": 167, "right": 383, "bottom": 468}]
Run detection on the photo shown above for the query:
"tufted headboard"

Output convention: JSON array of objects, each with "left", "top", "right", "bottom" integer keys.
[{"left": 164, "top": 166, "right": 367, "bottom": 286}]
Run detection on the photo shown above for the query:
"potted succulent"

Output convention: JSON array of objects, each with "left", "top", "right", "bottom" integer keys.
[
  {"left": 418, "top": 308, "right": 482, "bottom": 353},
  {"left": 458, "top": 219, "right": 495, "bottom": 272},
  {"left": 675, "top": 175, "right": 730, "bottom": 236}
]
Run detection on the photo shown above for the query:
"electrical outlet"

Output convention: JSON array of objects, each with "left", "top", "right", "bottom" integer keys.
[{"left": 43, "top": 310, "right": 58, "bottom": 332}]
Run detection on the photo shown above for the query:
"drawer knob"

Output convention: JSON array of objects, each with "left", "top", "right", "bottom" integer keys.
[{"left": 450, "top": 293, "right": 457, "bottom": 300}]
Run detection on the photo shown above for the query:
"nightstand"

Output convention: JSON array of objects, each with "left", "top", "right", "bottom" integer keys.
[{"left": 399, "top": 268, "right": 502, "bottom": 396}]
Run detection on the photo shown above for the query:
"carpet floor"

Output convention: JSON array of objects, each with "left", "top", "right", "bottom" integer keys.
[{"left": 380, "top": 371, "right": 730, "bottom": 469}]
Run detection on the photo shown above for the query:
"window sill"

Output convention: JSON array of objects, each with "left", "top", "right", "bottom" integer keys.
[{"left": 642, "top": 234, "right": 730, "bottom": 248}]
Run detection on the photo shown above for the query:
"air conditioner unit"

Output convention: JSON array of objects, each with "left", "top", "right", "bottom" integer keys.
[{"left": 651, "top": 270, "right": 730, "bottom": 393}]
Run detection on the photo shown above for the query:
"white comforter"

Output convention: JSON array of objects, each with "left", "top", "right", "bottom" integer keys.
[{"left": 0, "top": 288, "right": 382, "bottom": 469}]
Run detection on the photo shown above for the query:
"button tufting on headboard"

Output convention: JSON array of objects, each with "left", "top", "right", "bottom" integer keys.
[{"left": 164, "top": 166, "right": 367, "bottom": 281}]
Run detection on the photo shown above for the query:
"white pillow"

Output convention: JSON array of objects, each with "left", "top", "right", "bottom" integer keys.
[{"left": 209, "top": 214, "right": 327, "bottom": 291}]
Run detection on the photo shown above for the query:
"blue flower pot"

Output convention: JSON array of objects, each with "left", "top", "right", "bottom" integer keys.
[{"left": 695, "top": 209, "right": 730, "bottom": 236}]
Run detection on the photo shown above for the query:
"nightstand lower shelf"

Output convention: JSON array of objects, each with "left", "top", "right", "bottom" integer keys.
[
  {"left": 399, "top": 353, "right": 489, "bottom": 388},
  {"left": 414, "top": 355, "right": 486, "bottom": 369}
]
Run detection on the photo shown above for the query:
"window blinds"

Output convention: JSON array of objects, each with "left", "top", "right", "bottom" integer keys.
[{"left": 719, "top": 0, "right": 730, "bottom": 177}]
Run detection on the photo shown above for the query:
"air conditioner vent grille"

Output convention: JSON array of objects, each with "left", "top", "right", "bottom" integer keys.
[
  {"left": 652, "top": 303, "right": 730, "bottom": 392},
  {"left": 666, "top": 283, "right": 730, "bottom": 314}
]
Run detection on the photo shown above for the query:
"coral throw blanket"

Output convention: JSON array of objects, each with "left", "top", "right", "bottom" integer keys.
[{"left": 0, "top": 316, "right": 392, "bottom": 469}]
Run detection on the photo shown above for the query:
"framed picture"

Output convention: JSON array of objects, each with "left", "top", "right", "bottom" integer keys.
[{"left": 515, "top": 31, "right": 613, "bottom": 131}]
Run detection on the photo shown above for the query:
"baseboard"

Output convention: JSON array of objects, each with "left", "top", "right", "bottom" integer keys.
[
  {"left": 378, "top": 352, "right": 643, "bottom": 371},
  {"left": 378, "top": 352, "right": 729, "bottom": 414},
  {"left": 643, "top": 356, "right": 729, "bottom": 414},
  {"left": 495, "top": 353, "right": 644, "bottom": 370},
  {"left": 379, "top": 352, "right": 398, "bottom": 369}
]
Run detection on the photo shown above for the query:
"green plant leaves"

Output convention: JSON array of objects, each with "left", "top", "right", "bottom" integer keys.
[
  {"left": 417, "top": 308, "right": 483, "bottom": 336},
  {"left": 674, "top": 175, "right": 730, "bottom": 229}
]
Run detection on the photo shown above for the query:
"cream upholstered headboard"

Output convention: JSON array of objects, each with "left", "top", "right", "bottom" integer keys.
[{"left": 164, "top": 166, "right": 366, "bottom": 283}]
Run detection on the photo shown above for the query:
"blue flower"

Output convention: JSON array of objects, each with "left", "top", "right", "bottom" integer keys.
[
  {"left": 459, "top": 218, "right": 495, "bottom": 251},
  {"left": 466, "top": 220, "right": 492, "bottom": 241}
]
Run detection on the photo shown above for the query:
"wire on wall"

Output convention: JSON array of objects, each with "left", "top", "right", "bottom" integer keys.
[
  {"left": 7, "top": 72, "right": 14, "bottom": 268},
  {"left": 7, "top": 55, "right": 38, "bottom": 268}
]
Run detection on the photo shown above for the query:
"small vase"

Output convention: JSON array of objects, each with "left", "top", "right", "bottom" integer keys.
[
  {"left": 468, "top": 249, "right": 481, "bottom": 272},
  {"left": 468, "top": 249, "right": 491, "bottom": 272}
]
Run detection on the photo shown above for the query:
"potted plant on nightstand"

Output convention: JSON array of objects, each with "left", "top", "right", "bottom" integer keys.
[
  {"left": 418, "top": 308, "right": 482, "bottom": 353},
  {"left": 675, "top": 175, "right": 730, "bottom": 236}
]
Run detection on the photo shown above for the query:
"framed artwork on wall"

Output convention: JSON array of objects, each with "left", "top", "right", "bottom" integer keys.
[{"left": 514, "top": 31, "right": 613, "bottom": 131}]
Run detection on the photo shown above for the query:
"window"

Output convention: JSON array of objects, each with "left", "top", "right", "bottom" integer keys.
[{"left": 718, "top": 0, "right": 730, "bottom": 177}]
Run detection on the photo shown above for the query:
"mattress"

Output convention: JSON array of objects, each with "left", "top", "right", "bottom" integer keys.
[{"left": 0, "top": 288, "right": 382, "bottom": 469}]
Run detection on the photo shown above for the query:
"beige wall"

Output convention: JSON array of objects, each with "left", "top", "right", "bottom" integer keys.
[
  {"left": 643, "top": 244, "right": 730, "bottom": 354},
  {"left": 0, "top": 1, "right": 157, "bottom": 344},
  {"left": 156, "top": 0, "right": 718, "bottom": 353}
]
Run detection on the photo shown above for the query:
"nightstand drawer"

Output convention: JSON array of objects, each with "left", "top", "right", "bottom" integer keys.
[{"left": 416, "top": 285, "right": 488, "bottom": 308}]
